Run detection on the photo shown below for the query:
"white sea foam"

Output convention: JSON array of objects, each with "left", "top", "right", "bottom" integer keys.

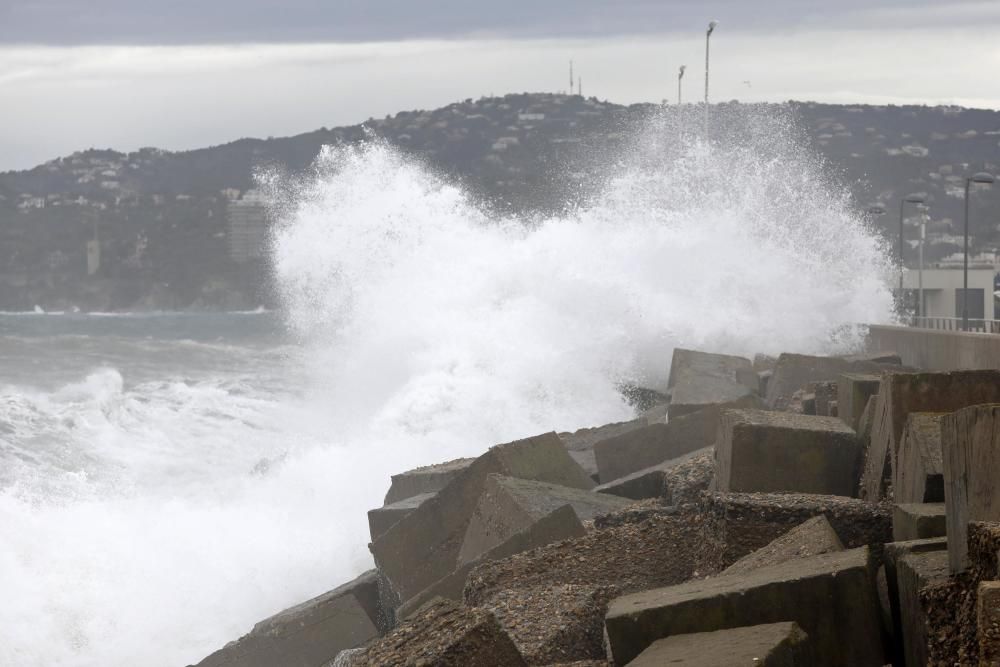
[{"left": 0, "top": 108, "right": 895, "bottom": 666}]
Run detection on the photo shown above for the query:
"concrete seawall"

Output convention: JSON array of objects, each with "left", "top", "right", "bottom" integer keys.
[{"left": 868, "top": 325, "right": 1000, "bottom": 371}]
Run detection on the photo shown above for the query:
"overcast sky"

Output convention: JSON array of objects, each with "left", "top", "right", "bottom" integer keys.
[{"left": 2, "top": 0, "right": 1000, "bottom": 171}]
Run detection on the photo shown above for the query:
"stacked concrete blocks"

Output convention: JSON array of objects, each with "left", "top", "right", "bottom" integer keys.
[
  {"left": 370, "top": 432, "right": 595, "bottom": 609},
  {"left": 882, "top": 537, "right": 948, "bottom": 667},
  {"left": 893, "top": 503, "right": 946, "bottom": 542},
  {"left": 837, "top": 372, "right": 882, "bottom": 432},
  {"left": 721, "top": 515, "right": 844, "bottom": 577},
  {"left": 593, "top": 396, "right": 762, "bottom": 484},
  {"left": 193, "top": 571, "right": 383, "bottom": 667},
  {"left": 942, "top": 403, "right": 1000, "bottom": 573},
  {"left": 700, "top": 492, "right": 891, "bottom": 569},
  {"left": 765, "top": 353, "right": 890, "bottom": 411},
  {"left": 397, "top": 504, "right": 586, "bottom": 619},
  {"left": 594, "top": 446, "right": 712, "bottom": 502},
  {"left": 714, "top": 409, "right": 860, "bottom": 496},
  {"left": 354, "top": 598, "right": 527, "bottom": 666},
  {"left": 457, "top": 474, "right": 631, "bottom": 564},
  {"left": 604, "top": 547, "right": 884, "bottom": 666},
  {"left": 860, "top": 370, "right": 1000, "bottom": 501},
  {"left": 894, "top": 412, "right": 945, "bottom": 504},
  {"left": 897, "top": 549, "right": 952, "bottom": 667},
  {"left": 667, "top": 348, "right": 760, "bottom": 419},
  {"left": 625, "top": 622, "right": 813, "bottom": 667}
]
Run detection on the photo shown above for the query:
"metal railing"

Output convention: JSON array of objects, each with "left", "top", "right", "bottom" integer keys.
[{"left": 908, "top": 316, "right": 1000, "bottom": 334}]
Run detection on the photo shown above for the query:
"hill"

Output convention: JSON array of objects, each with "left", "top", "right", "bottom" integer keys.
[{"left": 0, "top": 93, "right": 998, "bottom": 311}]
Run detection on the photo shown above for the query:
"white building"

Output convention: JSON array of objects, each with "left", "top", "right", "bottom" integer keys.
[{"left": 901, "top": 267, "right": 995, "bottom": 320}]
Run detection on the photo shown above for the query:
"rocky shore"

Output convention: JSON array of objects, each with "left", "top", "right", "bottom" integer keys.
[{"left": 190, "top": 343, "right": 1000, "bottom": 666}]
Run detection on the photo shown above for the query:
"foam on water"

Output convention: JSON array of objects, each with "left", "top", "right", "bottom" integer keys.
[{"left": 0, "top": 108, "right": 896, "bottom": 666}]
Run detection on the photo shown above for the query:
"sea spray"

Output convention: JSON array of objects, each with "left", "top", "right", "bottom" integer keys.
[{"left": 0, "top": 106, "right": 895, "bottom": 666}]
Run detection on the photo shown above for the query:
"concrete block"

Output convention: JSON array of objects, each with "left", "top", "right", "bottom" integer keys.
[
  {"left": 858, "top": 394, "right": 876, "bottom": 444},
  {"left": 701, "top": 492, "right": 891, "bottom": 569},
  {"left": 594, "top": 462, "right": 668, "bottom": 501},
  {"left": 714, "top": 409, "right": 859, "bottom": 496},
  {"left": 605, "top": 547, "right": 884, "bottom": 666},
  {"left": 668, "top": 347, "right": 757, "bottom": 392},
  {"left": 943, "top": 404, "right": 1000, "bottom": 573},
  {"left": 359, "top": 598, "right": 527, "bottom": 666},
  {"left": 897, "top": 549, "right": 951, "bottom": 667},
  {"left": 383, "top": 457, "right": 474, "bottom": 505},
  {"left": 638, "top": 403, "right": 669, "bottom": 425},
  {"left": 367, "top": 491, "right": 435, "bottom": 542},
  {"left": 860, "top": 370, "right": 1000, "bottom": 502},
  {"left": 567, "top": 450, "right": 599, "bottom": 481},
  {"left": 370, "top": 432, "right": 595, "bottom": 607},
  {"left": 837, "top": 372, "right": 881, "bottom": 431},
  {"left": 458, "top": 475, "right": 631, "bottom": 564},
  {"left": 893, "top": 503, "right": 946, "bottom": 542},
  {"left": 559, "top": 419, "right": 647, "bottom": 480},
  {"left": 484, "top": 584, "right": 613, "bottom": 664},
  {"left": 594, "top": 396, "right": 762, "bottom": 483},
  {"left": 667, "top": 348, "right": 759, "bottom": 419},
  {"left": 465, "top": 507, "right": 719, "bottom": 608},
  {"left": 398, "top": 504, "right": 585, "bottom": 619},
  {"left": 842, "top": 350, "right": 902, "bottom": 365},
  {"left": 882, "top": 537, "right": 948, "bottom": 667},
  {"left": 979, "top": 581, "right": 1000, "bottom": 665},
  {"left": 625, "top": 622, "right": 813, "bottom": 667},
  {"left": 765, "top": 353, "right": 887, "bottom": 411},
  {"left": 721, "top": 515, "right": 843, "bottom": 577},
  {"left": 594, "top": 447, "right": 711, "bottom": 501},
  {"left": 894, "top": 412, "right": 945, "bottom": 504},
  {"left": 193, "top": 571, "right": 382, "bottom": 667}
]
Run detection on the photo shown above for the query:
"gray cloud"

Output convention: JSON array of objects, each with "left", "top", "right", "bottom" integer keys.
[{"left": 0, "top": 0, "right": 989, "bottom": 45}]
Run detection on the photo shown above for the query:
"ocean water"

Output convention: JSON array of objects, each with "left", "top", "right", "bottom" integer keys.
[{"left": 1, "top": 110, "right": 897, "bottom": 666}]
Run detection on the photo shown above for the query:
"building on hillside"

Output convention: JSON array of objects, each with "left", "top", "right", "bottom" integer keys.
[
  {"left": 87, "top": 239, "right": 101, "bottom": 276},
  {"left": 227, "top": 190, "right": 269, "bottom": 263},
  {"left": 901, "top": 266, "right": 995, "bottom": 320}
]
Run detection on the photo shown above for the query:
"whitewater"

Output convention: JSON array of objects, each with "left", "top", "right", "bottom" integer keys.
[{"left": 0, "top": 109, "right": 896, "bottom": 666}]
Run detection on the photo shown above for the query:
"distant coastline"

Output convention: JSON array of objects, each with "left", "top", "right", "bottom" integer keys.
[{"left": 2, "top": 93, "right": 998, "bottom": 313}]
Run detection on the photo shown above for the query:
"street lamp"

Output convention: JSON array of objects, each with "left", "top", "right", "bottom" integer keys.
[
  {"left": 678, "top": 65, "right": 686, "bottom": 142},
  {"left": 916, "top": 203, "right": 929, "bottom": 318},
  {"left": 898, "top": 194, "right": 926, "bottom": 312},
  {"left": 962, "top": 172, "right": 995, "bottom": 331},
  {"left": 704, "top": 20, "right": 718, "bottom": 138}
]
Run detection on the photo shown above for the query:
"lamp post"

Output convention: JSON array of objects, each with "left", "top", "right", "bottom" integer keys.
[
  {"left": 704, "top": 20, "right": 718, "bottom": 138},
  {"left": 962, "top": 172, "right": 995, "bottom": 331},
  {"left": 898, "top": 193, "right": 926, "bottom": 314},
  {"left": 678, "top": 65, "right": 686, "bottom": 142},
  {"left": 917, "top": 204, "right": 928, "bottom": 318}
]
